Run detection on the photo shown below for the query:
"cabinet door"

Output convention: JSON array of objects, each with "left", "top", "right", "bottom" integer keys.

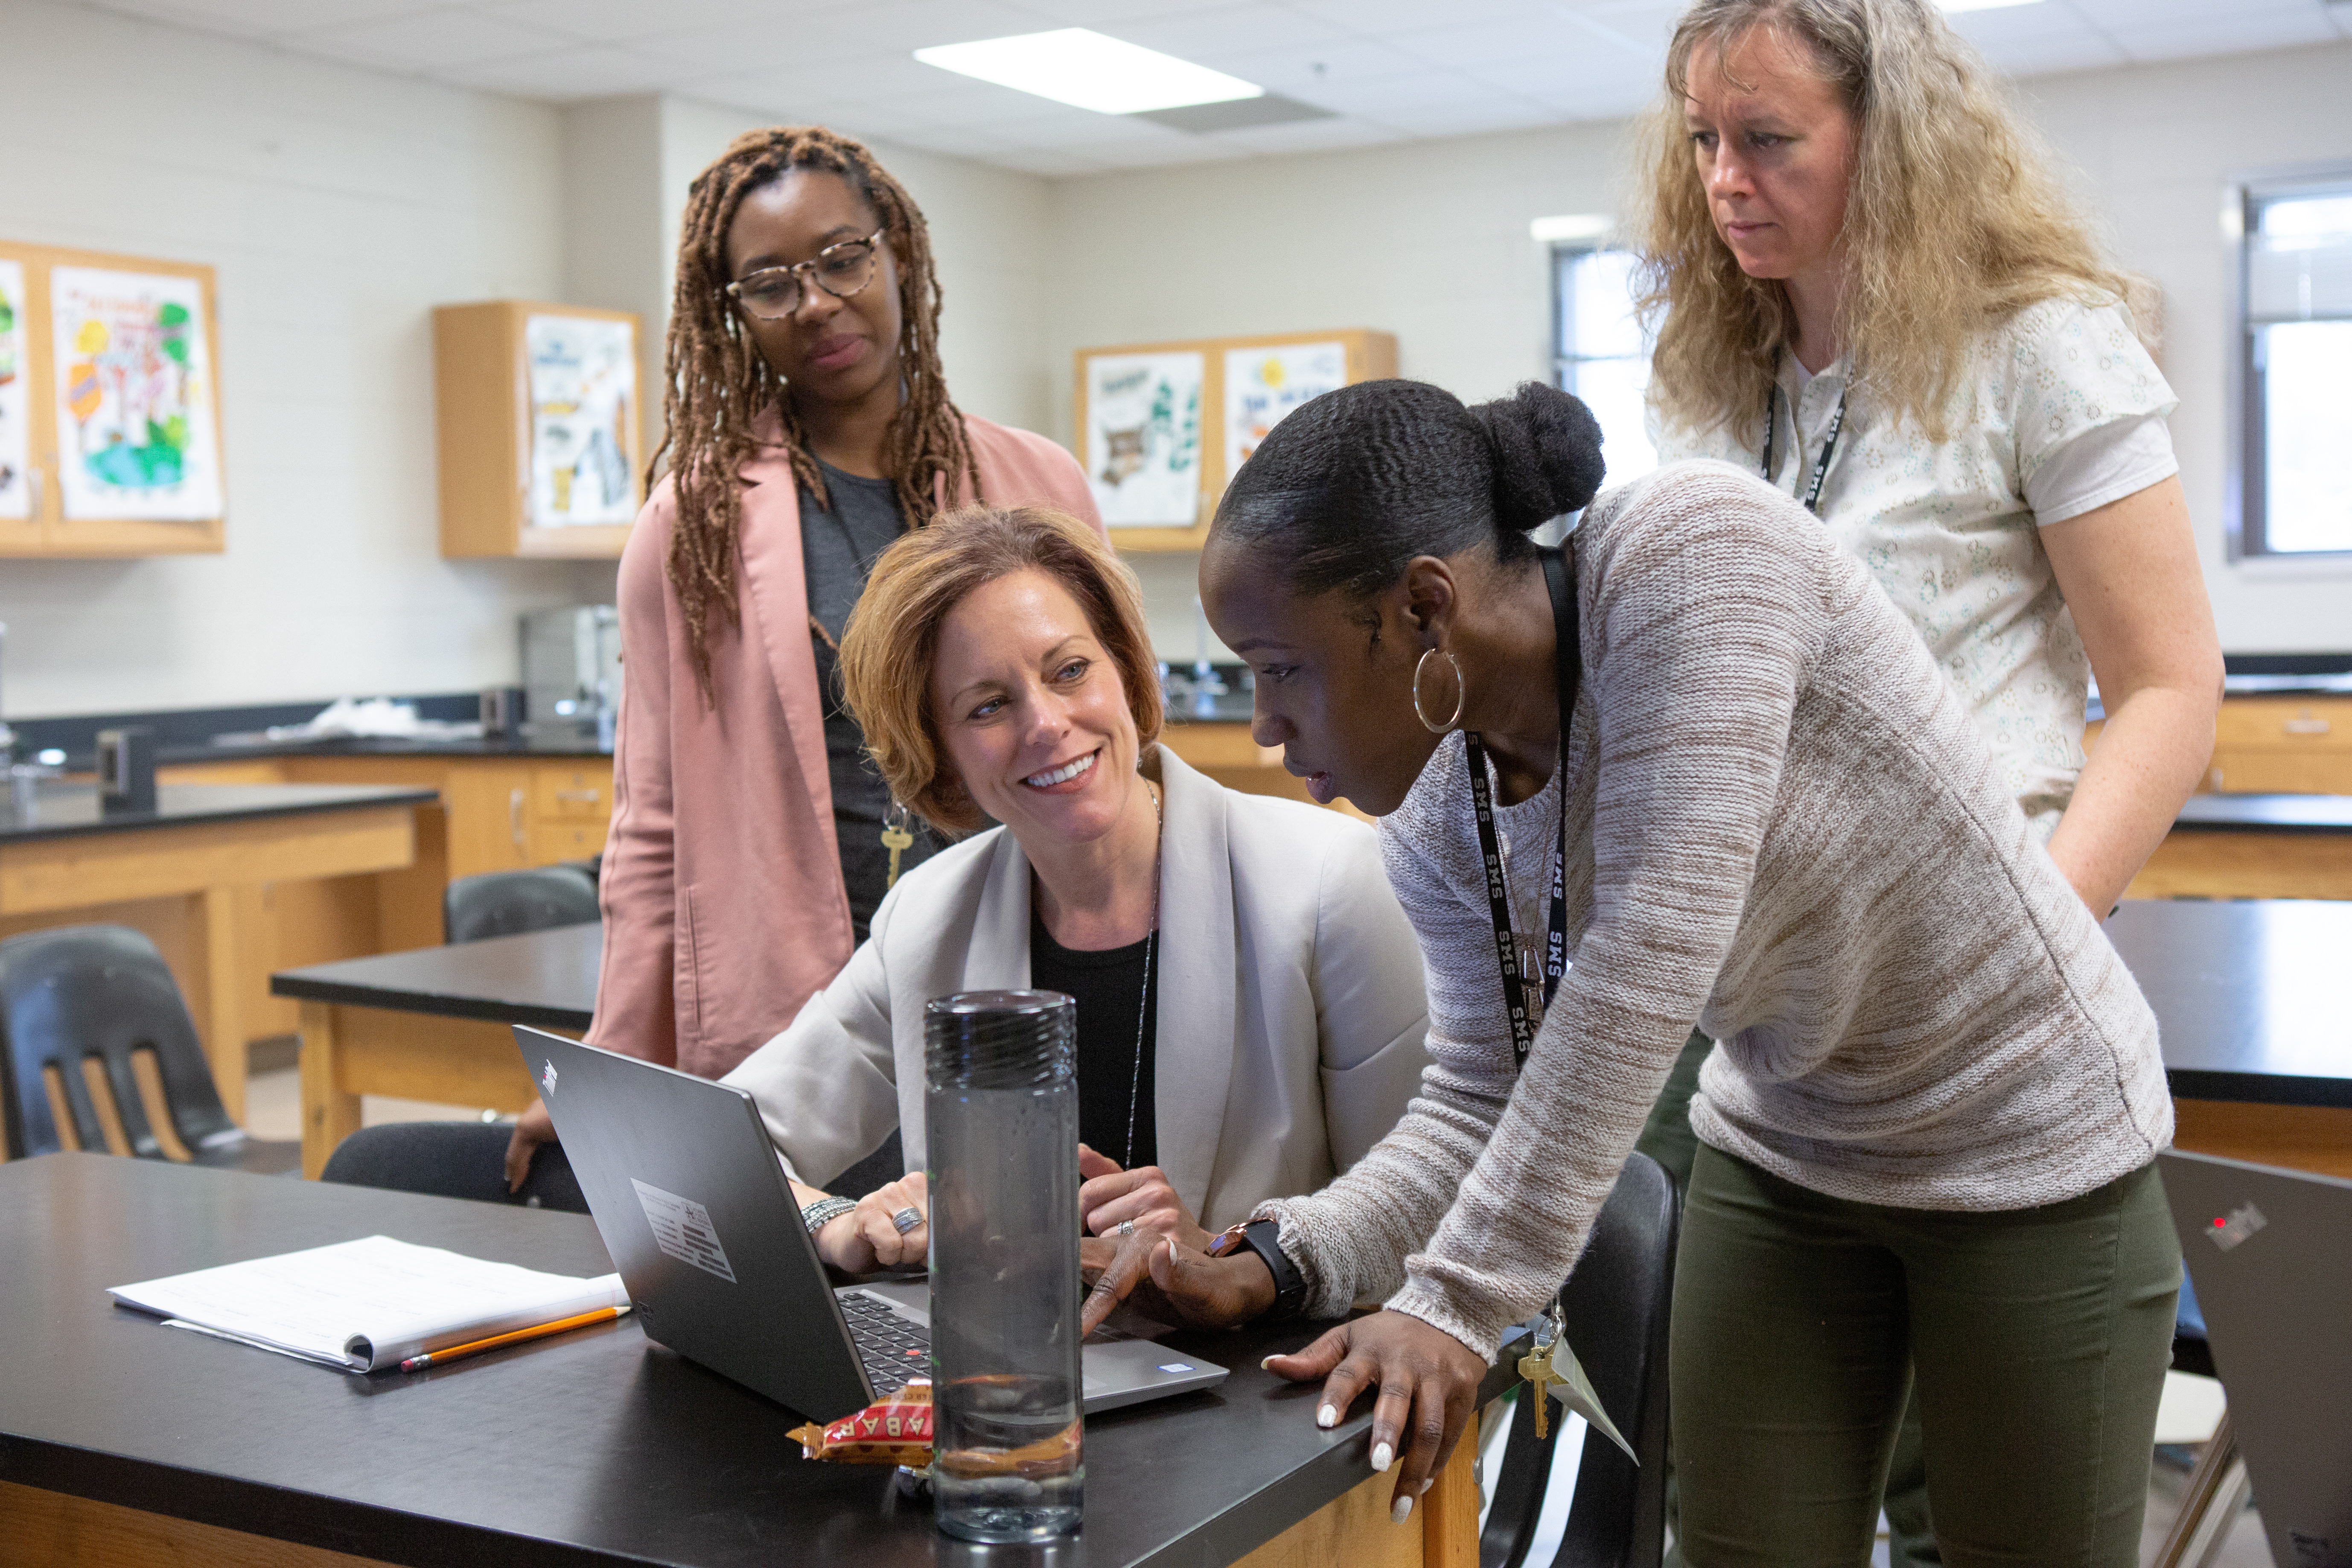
[
  {"left": 443, "top": 765, "right": 538, "bottom": 879},
  {"left": 528, "top": 820, "right": 608, "bottom": 865},
  {"left": 533, "top": 764, "right": 612, "bottom": 822}
]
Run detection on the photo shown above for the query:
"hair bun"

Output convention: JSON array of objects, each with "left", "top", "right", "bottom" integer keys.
[{"left": 1469, "top": 382, "right": 1606, "bottom": 533}]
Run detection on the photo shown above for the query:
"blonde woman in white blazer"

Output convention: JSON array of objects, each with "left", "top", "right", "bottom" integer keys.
[{"left": 720, "top": 505, "right": 1430, "bottom": 1277}]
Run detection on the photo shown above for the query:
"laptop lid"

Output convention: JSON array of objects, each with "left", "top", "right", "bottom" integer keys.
[
  {"left": 515, "top": 1026, "right": 1225, "bottom": 1420},
  {"left": 520, "top": 1027, "right": 873, "bottom": 1420},
  {"left": 2160, "top": 1150, "right": 2352, "bottom": 1567}
]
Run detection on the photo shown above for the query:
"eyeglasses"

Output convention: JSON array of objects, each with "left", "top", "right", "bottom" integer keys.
[{"left": 725, "top": 229, "right": 885, "bottom": 321}]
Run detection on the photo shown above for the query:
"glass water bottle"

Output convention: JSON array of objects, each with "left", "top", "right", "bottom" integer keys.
[{"left": 924, "top": 990, "right": 1084, "bottom": 1543}]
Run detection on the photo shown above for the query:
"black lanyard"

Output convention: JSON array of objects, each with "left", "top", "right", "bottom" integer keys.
[
  {"left": 1462, "top": 545, "right": 1580, "bottom": 1071},
  {"left": 1760, "top": 377, "right": 1848, "bottom": 516}
]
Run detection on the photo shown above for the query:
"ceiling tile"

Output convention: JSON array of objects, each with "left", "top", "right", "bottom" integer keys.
[
  {"left": 277, "top": 5, "right": 565, "bottom": 68},
  {"left": 1195, "top": 34, "right": 1431, "bottom": 93},
  {"left": 1387, "top": 11, "right": 1647, "bottom": 72},
  {"left": 1284, "top": 0, "right": 1546, "bottom": 32},
  {"left": 474, "top": 0, "right": 783, "bottom": 42},
  {"left": 2061, "top": 0, "right": 2316, "bottom": 27},
  {"left": 439, "top": 43, "right": 683, "bottom": 98},
  {"left": 1281, "top": 67, "right": 1505, "bottom": 117},
  {"left": 1099, "top": 3, "right": 1350, "bottom": 66},
  {"left": 1204, "top": 117, "right": 1405, "bottom": 155},
  {"left": 82, "top": 0, "right": 440, "bottom": 35}
]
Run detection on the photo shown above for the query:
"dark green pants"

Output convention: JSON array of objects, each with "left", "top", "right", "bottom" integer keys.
[
  {"left": 1640, "top": 1035, "right": 1942, "bottom": 1567},
  {"left": 1670, "top": 1144, "right": 2179, "bottom": 1567}
]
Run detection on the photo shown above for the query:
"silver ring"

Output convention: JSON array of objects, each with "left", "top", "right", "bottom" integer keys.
[
  {"left": 891, "top": 1207, "right": 923, "bottom": 1235},
  {"left": 1116, "top": 1219, "right": 1136, "bottom": 1238}
]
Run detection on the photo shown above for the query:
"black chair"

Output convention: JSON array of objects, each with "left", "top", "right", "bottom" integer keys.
[
  {"left": 443, "top": 864, "right": 600, "bottom": 945},
  {"left": 0, "top": 924, "right": 300, "bottom": 1173},
  {"left": 1480, "top": 1150, "right": 1679, "bottom": 1568}
]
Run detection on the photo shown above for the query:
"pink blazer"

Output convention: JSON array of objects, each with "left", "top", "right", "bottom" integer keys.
[{"left": 587, "top": 413, "right": 1105, "bottom": 1077}]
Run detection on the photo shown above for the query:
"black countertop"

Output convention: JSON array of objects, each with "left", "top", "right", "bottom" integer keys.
[
  {"left": 272, "top": 921, "right": 601, "bottom": 1030},
  {"left": 2171, "top": 793, "right": 2352, "bottom": 832},
  {"left": 1, "top": 782, "right": 438, "bottom": 845},
  {"left": 179, "top": 733, "right": 611, "bottom": 764},
  {"left": 0, "top": 1154, "right": 1522, "bottom": 1568},
  {"left": 6, "top": 693, "right": 609, "bottom": 771},
  {"left": 2107, "top": 899, "right": 2352, "bottom": 1107}
]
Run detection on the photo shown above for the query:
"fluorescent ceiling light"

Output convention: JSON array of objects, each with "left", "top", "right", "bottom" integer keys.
[
  {"left": 914, "top": 29, "right": 1263, "bottom": 116},
  {"left": 1937, "top": 0, "right": 2043, "bottom": 11},
  {"left": 1531, "top": 213, "right": 1614, "bottom": 243}
]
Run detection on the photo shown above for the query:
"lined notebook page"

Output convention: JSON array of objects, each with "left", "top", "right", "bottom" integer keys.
[{"left": 109, "top": 1235, "right": 628, "bottom": 1371}]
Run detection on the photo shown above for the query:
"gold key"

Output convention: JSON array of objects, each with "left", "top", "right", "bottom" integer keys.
[
  {"left": 1518, "top": 1342, "right": 1557, "bottom": 1440},
  {"left": 880, "top": 803, "right": 916, "bottom": 890}
]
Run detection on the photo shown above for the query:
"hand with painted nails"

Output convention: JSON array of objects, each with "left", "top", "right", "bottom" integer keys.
[
  {"left": 1262, "top": 1309, "right": 1485, "bottom": 1525},
  {"left": 1077, "top": 1229, "right": 1275, "bottom": 1338}
]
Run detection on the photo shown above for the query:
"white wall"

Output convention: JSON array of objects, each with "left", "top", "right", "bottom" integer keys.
[
  {"left": 655, "top": 97, "right": 1058, "bottom": 438},
  {"left": 2020, "top": 43, "right": 2352, "bottom": 652},
  {"left": 0, "top": 0, "right": 620, "bottom": 720},
  {"left": 1049, "top": 44, "right": 2352, "bottom": 658}
]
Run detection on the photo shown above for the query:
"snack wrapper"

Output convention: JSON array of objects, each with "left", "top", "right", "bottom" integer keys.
[{"left": 790, "top": 1379, "right": 935, "bottom": 1465}]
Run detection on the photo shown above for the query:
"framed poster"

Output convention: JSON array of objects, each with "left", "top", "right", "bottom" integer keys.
[
  {"left": 525, "top": 312, "right": 638, "bottom": 528},
  {"left": 1224, "top": 339, "right": 1347, "bottom": 481},
  {"left": 0, "top": 259, "right": 26, "bottom": 521},
  {"left": 1082, "top": 349, "right": 1204, "bottom": 528},
  {"left": 50, "top": 264, "right": 224, "bottom": 522}
]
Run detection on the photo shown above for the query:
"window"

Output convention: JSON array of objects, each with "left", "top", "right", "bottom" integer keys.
[
  {"left": 2238, "top": 181, "right": 2352, "bottom": 556},
  {"left": 1551, "top": 247, "right": 1658, "bottom": 487}
]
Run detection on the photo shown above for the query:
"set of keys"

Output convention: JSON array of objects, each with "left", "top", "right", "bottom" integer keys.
[{"left": 1515, "top": 1300, "right": 1636, "bottom": 1458}]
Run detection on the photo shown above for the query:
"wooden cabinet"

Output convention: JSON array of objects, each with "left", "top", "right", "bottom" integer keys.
[
  {"left": 0, "top": 240, "right": 227, "bottom": 557},
  {"left": 2205, "top": 696, "right": 2352, "bottom": 794},
  {"left": 432, "top": 300, "right": 642, "bottom": 559},
  {"left": 1076, "top": 329, "right": 1398, "bottom": 552},
  {"left": 157, "top": 754, "right": 615, "bottom": 1051},
  {"left": 2087, "top": 694, "right": 2352, "bottom": 796}
]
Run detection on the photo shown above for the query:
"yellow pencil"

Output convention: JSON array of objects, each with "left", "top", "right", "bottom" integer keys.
[{"left": 399, "top": 1303, "right": 631, "bottom": 1372}]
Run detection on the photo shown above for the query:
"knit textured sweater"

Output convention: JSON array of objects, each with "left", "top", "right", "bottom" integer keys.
[{"left": 1259, "top": 460, "right": 2171, "bottom": 1361}]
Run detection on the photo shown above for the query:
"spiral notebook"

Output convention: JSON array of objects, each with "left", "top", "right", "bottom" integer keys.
[{"left": 108, "top": 1234, "right": 629, "bottom": 1373}]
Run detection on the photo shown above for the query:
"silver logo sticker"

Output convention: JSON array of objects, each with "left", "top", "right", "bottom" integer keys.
[
  {"left": 2206, "top": 1201, "right": 2266, "bottom": 1253},
  {"left": 631, "top": 1178, "right": 738, "bottom": 1283},
  {"left": 541, "top": 1060, "right": 558, "bottom": 1096}
]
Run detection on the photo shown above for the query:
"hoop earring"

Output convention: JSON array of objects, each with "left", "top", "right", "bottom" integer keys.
[{"left": 1412, "top": 648, "right": 1465, "bottom": 734}]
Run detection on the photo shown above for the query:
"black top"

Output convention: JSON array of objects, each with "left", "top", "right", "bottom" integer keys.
[
  {"left": 1031, "top": 910, "right": 1160, "bottom": 1171},
  {"left": 799, "top": 459, "right": 938, "bottom": 941},
  {"left": 0, "top": 1153, "right": 1526, "bottom": 1568},
  {"left": 1, "top": 781, "right": 437, "bottom": 845}
]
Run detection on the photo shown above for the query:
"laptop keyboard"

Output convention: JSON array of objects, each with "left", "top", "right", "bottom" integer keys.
[{"left": 838, "top": 1290, "right": 931, "bottom": 1394}]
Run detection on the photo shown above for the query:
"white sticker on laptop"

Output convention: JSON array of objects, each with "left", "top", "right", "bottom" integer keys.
[{"left": 631, "top": 1178, "right": 738, "bottom": 1283}]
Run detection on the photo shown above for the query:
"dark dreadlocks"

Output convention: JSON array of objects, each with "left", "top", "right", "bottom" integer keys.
[{"left": 651, "top": 125, "right": 979, "bottom": 700}]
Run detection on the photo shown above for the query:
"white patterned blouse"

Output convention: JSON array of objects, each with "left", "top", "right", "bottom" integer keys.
[{"left": 1649, "top": 295, "right": 2179, "bottom": 837}]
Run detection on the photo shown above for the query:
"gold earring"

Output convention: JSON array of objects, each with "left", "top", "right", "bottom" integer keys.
[{"left": 1412, "top": 649, "right": 1465, "bottom": 733}]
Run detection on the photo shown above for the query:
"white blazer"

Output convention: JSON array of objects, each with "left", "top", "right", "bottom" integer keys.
[{"left": 720, "top": 746, "right": 1431, "bottom": 1230}]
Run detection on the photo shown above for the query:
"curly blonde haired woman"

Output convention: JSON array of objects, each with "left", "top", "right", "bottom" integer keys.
[{"left": 1627, "top": 3, "right": 2221, "bottom": 1561}]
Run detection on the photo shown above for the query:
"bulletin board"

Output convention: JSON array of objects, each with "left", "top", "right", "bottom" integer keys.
[
  {"left": 0, "top": 240, "right": 227, "bottom": 558},
  {"left": 1073, "top": 327, "right": 1397, "bottom": 551}
]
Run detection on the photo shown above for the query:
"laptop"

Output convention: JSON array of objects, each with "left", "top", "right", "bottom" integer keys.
[
  {"left": 2160, "top": 1149, "right": 2352, "bottom": 1567},
  {"left": 514, "top": 1026, "right": 1227, "bottom": 1422}
]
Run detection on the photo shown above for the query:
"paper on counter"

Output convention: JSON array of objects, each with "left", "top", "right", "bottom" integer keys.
[{"left": 109, "top": 1235, "right": 627, "bottom": 1372}]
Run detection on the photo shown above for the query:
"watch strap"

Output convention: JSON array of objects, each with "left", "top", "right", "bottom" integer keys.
[{"left": 1237, "top": 1219, "right": 1307, "bottom": 1321}]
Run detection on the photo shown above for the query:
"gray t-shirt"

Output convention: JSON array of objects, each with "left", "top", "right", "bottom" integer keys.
[{"left": 801, "top": 460, "right": 938, "bottom": 942}]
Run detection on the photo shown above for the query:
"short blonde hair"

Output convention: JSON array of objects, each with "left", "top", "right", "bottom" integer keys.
[
  {"left": 1634, "top": 0, "right": 2146, "bottom": 447},
  {"left": 839, "top": 505, "right": 1163, "bottom": 834}
]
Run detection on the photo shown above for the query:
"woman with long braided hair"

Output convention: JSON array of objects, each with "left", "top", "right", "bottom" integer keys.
[{"left": 498, "top": 125, "right": 1099, "bottom": 1194}]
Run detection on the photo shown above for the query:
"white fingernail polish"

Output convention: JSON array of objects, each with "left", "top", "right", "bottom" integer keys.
[
  {"left": 1370, "top": 1442, "right": 1393, "bottom": 1472},
  {"left": 1316, "top": 1405, "right": 1337, "bottom": 1428},
  {"left": 1416, "top": 1478, "right": 1434, "bottom": 1496},
  {"left": 1260, "top": 1356, "right": 1279, "bottom": 1371},
  {"left": 1391, "top": 1496, "right": 1414, "bottom": 1525}
]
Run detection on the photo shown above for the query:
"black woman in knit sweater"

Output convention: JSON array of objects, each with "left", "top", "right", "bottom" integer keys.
[{"left": 1081, "top": 378, "right": 2177, "bottom": 1567}]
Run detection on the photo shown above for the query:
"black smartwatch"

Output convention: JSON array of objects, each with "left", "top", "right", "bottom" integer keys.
[{"left": 1232, "top": 1219, "right": 1307, "bottom": 1322}]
